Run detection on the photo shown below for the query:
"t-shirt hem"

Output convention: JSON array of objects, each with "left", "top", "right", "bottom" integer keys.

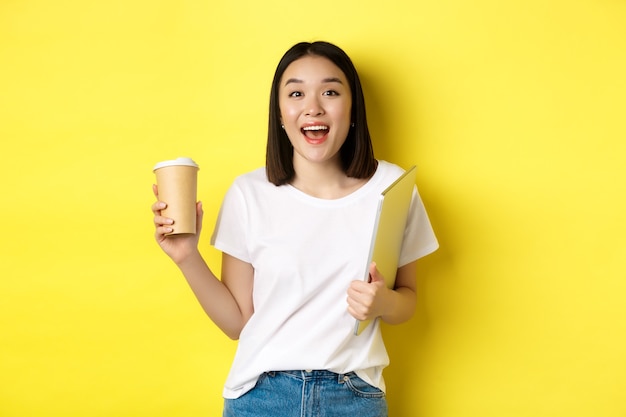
[
  {"left": 223, "top": 378, "right": 259, "bottom": 399},
  {"left": 211, "top": 240, "right": 250, "bottom": 264},
  {"left": 398, "top": 241, "right": 439, "bottom": 267}
]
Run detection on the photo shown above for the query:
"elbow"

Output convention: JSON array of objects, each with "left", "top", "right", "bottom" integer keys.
[
  {"left": 223, "top": 322, "right": 246, "bottom": 340},
  {"left": 221, "top": 313, "right": 251, "bottom": 340},
  {"left": 226, "top": 331, "right": 241, "bottom": 341}
]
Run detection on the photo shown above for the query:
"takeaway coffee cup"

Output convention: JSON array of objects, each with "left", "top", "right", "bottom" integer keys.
[{"left": 153, "top": 157, "right": 199, "bottom": 235}]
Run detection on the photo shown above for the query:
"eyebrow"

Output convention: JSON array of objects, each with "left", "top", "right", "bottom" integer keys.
[{"left": 284, "top": 77, "right": 344, "bottom": 86}]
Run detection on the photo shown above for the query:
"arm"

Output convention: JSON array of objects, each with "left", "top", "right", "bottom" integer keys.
[
  {"left": 175, "top": 251, "right": 254, "bottom": 340},
  {"left": 347, "top": 260, "right": 418, "bottom": 325},
  {"left": 152, "top": 185, "right": 254, "bottom": 340}
]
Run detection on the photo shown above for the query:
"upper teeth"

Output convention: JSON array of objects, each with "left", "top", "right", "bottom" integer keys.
[{"left": 303, "top": 125, "right": 328, "bottom": 131}]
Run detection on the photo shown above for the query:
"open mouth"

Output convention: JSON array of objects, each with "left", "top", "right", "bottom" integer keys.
[{"left": 301, "top": 124, "right": 329, "bottom": 140}]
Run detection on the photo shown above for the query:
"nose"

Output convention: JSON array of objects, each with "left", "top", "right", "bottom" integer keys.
[{"left": 304, "top": 96, "right": 324, "bottom": 116}]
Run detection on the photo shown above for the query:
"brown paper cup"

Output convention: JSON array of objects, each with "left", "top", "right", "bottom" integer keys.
[{"left": 153, "top": 157, "right": 199, "bottom": 235}]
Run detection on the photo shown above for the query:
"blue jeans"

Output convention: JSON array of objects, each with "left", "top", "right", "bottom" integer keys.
[{"left": 223, "top": 370, "right": 388, "bottom": 417}]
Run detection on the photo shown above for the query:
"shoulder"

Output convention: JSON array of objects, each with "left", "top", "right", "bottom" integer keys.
[
  {"left": 229, "top": 167, "right": 272, "bottom": 190},
  {"left": 376, "top": 160, "right": 404, "bottom": 174},
  {"left": 232, "top": 166, "right": 267, "bottom": 184},
  {"left": 376, "top": 160, "right": 408, "bottom": 182},
  {"left": 227, "top": 167, "right": 284, "bottom": 200}
]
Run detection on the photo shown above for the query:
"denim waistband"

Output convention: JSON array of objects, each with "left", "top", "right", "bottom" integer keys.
[{"left": 267, "top": 370, "right": 355, "bottom": 382}]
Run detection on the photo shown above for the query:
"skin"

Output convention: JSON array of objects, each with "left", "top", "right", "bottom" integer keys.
[
  {"left": 279, "top": 55, "right": 356, "bottom": 199},
  {"left": 152, "top": 55, "right": 418, "bottom": 339}
]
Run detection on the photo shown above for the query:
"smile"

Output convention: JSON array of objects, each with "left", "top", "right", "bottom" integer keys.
[{"left": 301, "top": 125, "right": 329, "bottom": 143}]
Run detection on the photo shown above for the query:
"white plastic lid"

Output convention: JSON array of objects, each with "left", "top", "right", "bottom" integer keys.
[{"left": 153, "top": 157, "right": 199, "bottom": 171}]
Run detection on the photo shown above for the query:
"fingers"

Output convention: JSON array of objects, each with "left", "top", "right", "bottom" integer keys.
[
  {"left": 152, "top": 200, "right": 203, "bottom": 238},
  {"left": 151, "top": 200, "right": 166, "bottom": 214},
  {"left": 154, "top": 214, "right": 173, "bottom": 228},
  {"left": 154, "top": 225, "right": 174, "bottom": 239},
  {"left": 349, "top": 277, "right": 377, "bottom": 294},
  {"left": 346, "top": 266, "right": 389, "bottom": 321},
  {"left": 152, "top": 198, "right": 174, "bottom": 237},
  {"left": 153, "top": 214, "right": 174, "bottom": 238},
  {"left": 151, "top": 181, "right": 203, "bottom": 241},
  {"left": 347, "top": 293, "right": 371, "bottom": 321},
  {"left": 346, "top": 282, "right": 372, "bottom": 320}
]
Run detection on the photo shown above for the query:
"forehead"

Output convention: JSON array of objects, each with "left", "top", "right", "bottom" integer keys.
[{"left": 280, "top": 55, "right": 348, "bottom": 85}]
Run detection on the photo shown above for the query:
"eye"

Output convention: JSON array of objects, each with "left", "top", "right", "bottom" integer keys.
[
  {"left": 288, "top": 91, "right": 303, "bottom": 98},
  {"left": 322, "top": 90, "right": 339, "bottom": 96}
]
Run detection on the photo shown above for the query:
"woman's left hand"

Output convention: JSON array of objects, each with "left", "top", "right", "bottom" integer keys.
[{"left": 346, "top": 262, "right": 392, "bottom": 321}]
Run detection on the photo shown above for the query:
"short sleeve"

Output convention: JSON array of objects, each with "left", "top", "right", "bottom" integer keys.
[
  {"left": 210, "top": 182, "right": 251, "bottom": 263},
  {"left": 398, "top": 185, "right": 439, "bottom": 266}
]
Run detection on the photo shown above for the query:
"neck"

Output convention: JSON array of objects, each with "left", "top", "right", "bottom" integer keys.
[{"left": 290, "top": 157, "right": 365, "bottom": 200}]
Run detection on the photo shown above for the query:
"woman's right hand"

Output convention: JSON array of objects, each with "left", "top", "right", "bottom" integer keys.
[{"left": 151, "top": 184, "right": 204, "bottom": 265}]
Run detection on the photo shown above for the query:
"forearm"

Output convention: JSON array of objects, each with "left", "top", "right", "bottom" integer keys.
[
  {"left": 176, "top": 252, "right": 246, "bottom": 339},
  {"left": 380, "top": 286, "right": 417, "bottom": 325}
]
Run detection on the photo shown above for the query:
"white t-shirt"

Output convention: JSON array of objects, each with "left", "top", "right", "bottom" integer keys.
[{"left": 211, "top": 160, "right": 438, "bottom": 399}]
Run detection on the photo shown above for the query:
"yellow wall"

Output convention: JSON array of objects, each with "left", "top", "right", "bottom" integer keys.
[{"left": 1, "top": 1, "right": 625, "bottom": 416}]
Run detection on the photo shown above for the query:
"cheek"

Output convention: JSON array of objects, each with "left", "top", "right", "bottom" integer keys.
[
  {"left": 338, "top": 103, "right": 353, "bottom": 125},
  {"left": 279, "top": 104, "right": 299, "bottom": 123},
  {"left": 339, "top": 99, "right": 352, "bottom": 120}
]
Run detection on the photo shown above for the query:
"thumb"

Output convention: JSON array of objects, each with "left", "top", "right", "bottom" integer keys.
[
  {"left": 195, "top": 201, "right": 204, "bottom": 234},
  {"left": 368, "top": 262, "right": 385, "bottom": 283}
]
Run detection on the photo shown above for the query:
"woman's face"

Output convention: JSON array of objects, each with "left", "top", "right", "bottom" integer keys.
[{"left": 278, "top": 55, "right": 352, "bottom": 168}]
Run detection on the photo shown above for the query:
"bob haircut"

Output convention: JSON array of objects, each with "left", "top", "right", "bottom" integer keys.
[{"left": 266, "top": 41, "right": 378, "bottom": 186}]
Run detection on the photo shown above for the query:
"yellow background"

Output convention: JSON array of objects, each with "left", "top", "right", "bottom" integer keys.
[{"left": 1, "top": 1, "right": 625, "bottom": 416}]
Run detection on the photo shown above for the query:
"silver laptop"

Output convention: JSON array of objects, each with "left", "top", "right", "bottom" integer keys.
[{"left": 353, "top": 165, "right": 417, "bottom": 335}]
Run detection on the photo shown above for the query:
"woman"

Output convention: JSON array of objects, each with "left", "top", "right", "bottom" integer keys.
[{"left": 152, "top": 41, "right": 438, "bottom": 417}]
